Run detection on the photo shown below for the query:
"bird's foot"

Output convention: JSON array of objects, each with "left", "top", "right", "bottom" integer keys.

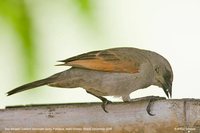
[
  {"left": 146, "top": 96, "right": 166, "bottom": 116},
  {"left": 101, "top": 99, "right": 112, "bottom": 113},
  {"left": 130, "top": 96, "right": 166, "bottom": 116},
  {"left": 86, "top": 90, "right": 112, "bottom": 113}
]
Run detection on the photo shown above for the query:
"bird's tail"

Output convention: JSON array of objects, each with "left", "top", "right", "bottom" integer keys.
[{"left": 7, "top": 76, "right": 57, "bottom": 96}]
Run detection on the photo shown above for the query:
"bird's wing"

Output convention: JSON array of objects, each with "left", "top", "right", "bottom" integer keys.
[{"left": 56, "top": 49, "right": 140, "bottom": 73}]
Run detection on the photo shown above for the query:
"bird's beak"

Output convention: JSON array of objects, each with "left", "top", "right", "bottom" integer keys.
[
  {"left": 161, "top": 68, "right": 173, "bottom": 98},
  {"left": 162, "top": 79, "right": 172, "bottom": 98}
]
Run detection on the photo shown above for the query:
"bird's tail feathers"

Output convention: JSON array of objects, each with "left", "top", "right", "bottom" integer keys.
[{"left": 7, "top": 77, "right": 56, "bottom": 96}]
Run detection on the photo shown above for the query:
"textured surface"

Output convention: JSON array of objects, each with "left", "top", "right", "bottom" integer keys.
[{"left": 0, "top": 99, "right": 200, "bottom": 133}]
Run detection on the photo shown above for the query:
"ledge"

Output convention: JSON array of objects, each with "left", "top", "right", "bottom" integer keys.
[{"left": 0, "top": 98, "right": 200, "bottom": 133}]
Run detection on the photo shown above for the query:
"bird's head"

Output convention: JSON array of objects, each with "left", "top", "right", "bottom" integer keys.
[
  {"left": 154, "top": 64, "right": 173, "bottom": 98},
  {"left": 147, "top": 51, "right": 173, "bottom": 98}
]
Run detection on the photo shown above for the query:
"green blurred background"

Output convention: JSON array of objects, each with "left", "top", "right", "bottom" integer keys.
[{"left": 1, "top": 0, "right": 200, "bottom": 108}]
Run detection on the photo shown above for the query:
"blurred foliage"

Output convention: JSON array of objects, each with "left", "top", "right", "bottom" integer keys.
[
  {"left": 70, "top": 0, "right": 100, "bottom": 32},
  {"left": 0, "top": 0, "right": 98, "bottom": 81},
  {"left": 72, "top": 0, "right": 94, "bottom": 20},
  {"left": 0, "top": 0, "right": 36, "bottom": 80}
]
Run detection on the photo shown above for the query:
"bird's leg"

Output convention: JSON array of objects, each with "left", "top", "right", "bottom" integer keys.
[
  {"left": 122, "top": 95, "right": 131, "bottom": 102},
  {"left": 86, "top": 91, "right": 112, "bottom": 113},
  {"left": 130, "top": 96, "right": 166, "bottom": 116}
]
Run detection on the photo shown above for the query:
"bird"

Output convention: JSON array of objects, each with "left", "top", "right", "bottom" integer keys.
[{"left": 7, "top": 47, "right": 173, "bottom": 115}]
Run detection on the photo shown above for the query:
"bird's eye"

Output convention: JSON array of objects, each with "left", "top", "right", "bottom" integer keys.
[{"left": 155, "top": 66, "right": 160, "bottom": 73}]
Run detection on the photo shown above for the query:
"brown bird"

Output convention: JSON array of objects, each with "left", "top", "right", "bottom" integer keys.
[{"left": 7, "top": 47, "right": 173, "bottom": 115}]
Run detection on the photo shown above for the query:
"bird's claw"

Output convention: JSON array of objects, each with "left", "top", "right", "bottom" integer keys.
[
  {"left": 146, "top": 98, "right": 155, "bottom": 116},
  {"left": 101, "top": 99, "right": 112, "bottom": 113},
  {"left": 146, "top": 96, "right": 166, "bottom": 116}
]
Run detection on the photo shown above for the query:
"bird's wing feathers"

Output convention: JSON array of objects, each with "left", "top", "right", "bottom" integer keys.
[{"left": 57, "top": 49, "right": 140, "bottom": 73}]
